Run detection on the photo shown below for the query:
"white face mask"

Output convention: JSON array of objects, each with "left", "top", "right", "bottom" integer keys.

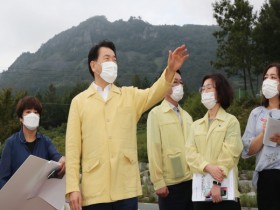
[
  {"left": 100, "top": 61, "right": 118, "bottom": 83},
  {"left": 170, "top": 84, "right": 184, "bottom": 102},
  {"left": 22, "top": 113, "right": 40, "bottom": 131},
  {"left": 262, "top": 79, "right": 279, "bottom": 99},
  {"left": 201, "top": 92, "right": 217, "bottom": 110}
]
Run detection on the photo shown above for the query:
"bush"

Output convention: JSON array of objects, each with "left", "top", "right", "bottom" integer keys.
[
  {"left": 39, "top": 124, "right": 66, "bottom": 155},
  {"left": 183, "top": 92, "right": 206, "bottom": 121},
  {"left": 238, "top": 157, "right": 256, "bottom": 171},
  {"left": 240, "top": 194, "right": 257, "bottom": 208},
  {"left": 137, "top": 128, "right": 148, "bottom": 162},
  {"left": 227, "top": 97, "right": 259, "bottom": 133},
  {"left": 138, "top": 182, "right": 157, "bottom": 203}
]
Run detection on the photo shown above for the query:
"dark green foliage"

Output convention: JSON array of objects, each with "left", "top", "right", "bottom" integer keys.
[
  {"left": 40, "top": 84, "right": 69, "bottom": 129},
  {"left": 212, "top": 0, "right": 257, "bottom": 97},
  {"left": 212, "top": 0, "right": 280, "bottom": 97},
  {"left": 253, "top": 0, "right": 280, "bottom": 68},
  {"left": 63, "top": 82, "right": 89, "bottom": 103},
  {"left": 183, "top": 92, "right": 206, "bottom": 121},
  {"left": 137, "top": 128, "right": 148, "bottom": 162},
  {"left": 240, "top": 194, "right": 257, "bottom": 207},
  {"left": 227, "top": 97, "right": 260, "bottom": 132},
  {"left": 238, "top": 157, "right": 256, "bottom": 171},
  {"left": 39, "top": 124, "right": 66, "bottom": 156},
  {"left": 0, "top": 89, "right": 27, "bottom": 148},
  {"left": 131, "top": 74, "right": 142, "bottom": 88}
]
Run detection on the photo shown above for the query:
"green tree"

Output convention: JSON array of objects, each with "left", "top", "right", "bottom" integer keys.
[
  {"left": 40, "top": 84, "right": 68, "bottom": 128},
  {"left": 212, "top": 0, "right": 257, "bottom": 97},
  {"left": 0, "top": 89, "right": 26, "bottom": 152},
  {"left": 131, "top": 74, "right": 142, "bottom": 88},
  {"left": 183, "top": 92, "right": 206, "bottom": 121},
  {"left": 253, "top": 0, "right": 280, "bottom": 69},
  {"left": 142, "top": 77, "right": 151, "bottom": 89},
  {"left": 63, "top": 82, "right": 88, "bottom": 104}
]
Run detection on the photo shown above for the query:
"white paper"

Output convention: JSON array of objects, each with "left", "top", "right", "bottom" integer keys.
[
  {"left": 263, "top": 110, "right": 280, "bottom": 147},
  {"left": 37, "top": 175, "right": 66, "bottom": 209},
  {"left": 0, "top": 155, "right": 65, "bottom": 210},
  {"left": 192, "top": 169, "right": 235, "bottom": 202}
]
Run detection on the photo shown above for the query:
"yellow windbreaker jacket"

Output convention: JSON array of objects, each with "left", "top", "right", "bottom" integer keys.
[
  {"left": 65, "top": 69, "right": 172, "bottom": 206},
  {"left": 147, "top": 100, "right": 193, "bottom": 190},
  {"left": 186, "top": 107, "right": 243, "bottom": 197}
]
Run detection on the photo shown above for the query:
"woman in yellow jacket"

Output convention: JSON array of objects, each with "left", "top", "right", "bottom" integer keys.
[{"left": 186, "top": 73, "right": 243, "bottom": 210}]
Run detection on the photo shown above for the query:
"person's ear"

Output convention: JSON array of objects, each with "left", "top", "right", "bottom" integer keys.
[
  {"left": 167, "top": 87, "right": 172, "bottom": 95},
  {"left": 90, "top": 61, "right": 101, "bottom": 75}
]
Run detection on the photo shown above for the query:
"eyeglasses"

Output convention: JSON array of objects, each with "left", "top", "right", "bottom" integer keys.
[
  {"left": 199, "top": 84, "right": 215, "bottom": 93},
  {"left": 172, "top": 80, "right": 184, "bottom": 87}
]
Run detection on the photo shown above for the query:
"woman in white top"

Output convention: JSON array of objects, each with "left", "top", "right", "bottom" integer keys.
[{"left": 242, "top": 63, "right": 280, "bottom": 210}]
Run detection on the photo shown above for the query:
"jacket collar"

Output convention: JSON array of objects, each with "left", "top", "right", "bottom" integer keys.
[
  {"left": 85, "top": 84, "right": 121, "bottom": 98},
  {"left": 199, "top": 106, "right": 226, "bottom": 125},
  {"left": 161, "top": 99, "right": 181, "bottom": 113},
  {"left": 19, "top": 128, "right": 41, "bottom": 143}
]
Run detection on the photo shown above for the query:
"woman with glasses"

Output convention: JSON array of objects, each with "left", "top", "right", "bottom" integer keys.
[
  {"left": 242, "top": 63, "right": 280, "bottom": 210},
  {"left": 186, "top": 73, "right": 243, "bottom": 210}
]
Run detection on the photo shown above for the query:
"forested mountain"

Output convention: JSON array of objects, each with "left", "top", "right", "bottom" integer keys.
[{"left": 0, "top": 16, "right": 218, "bottom": 93}]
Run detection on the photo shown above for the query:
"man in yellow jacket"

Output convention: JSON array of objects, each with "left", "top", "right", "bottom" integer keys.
[
  {"left": 65, "top": 40, "right": 189, "bottom": 210},
  {"left": 147, "top": 70, "right": 193, "bottom": 210}
]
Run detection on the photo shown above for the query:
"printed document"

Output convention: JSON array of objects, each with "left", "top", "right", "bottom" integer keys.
[
  {"left": 192, "top": 169, "right": 235, "bottom": 202},
  {"left": 263, "top": 109, "right": 280, "bottom": 147}
]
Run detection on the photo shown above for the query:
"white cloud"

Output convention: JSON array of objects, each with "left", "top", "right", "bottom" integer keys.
[{"left": 0, "top": 0, "right": 265, "bottom": 71}]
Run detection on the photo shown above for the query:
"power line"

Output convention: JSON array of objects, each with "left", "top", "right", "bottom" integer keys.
[{"left": 42, "top": 103, "right": 70, "bottom": 106}]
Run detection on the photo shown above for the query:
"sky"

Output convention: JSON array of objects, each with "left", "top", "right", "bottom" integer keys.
[{"left": 0, "top": 0, "right": 266, "bottom": 71}]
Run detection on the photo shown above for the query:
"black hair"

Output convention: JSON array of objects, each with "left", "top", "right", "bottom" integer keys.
[
  {"left": 261, "top": 63, "right": 280, "bottom": 108},
  {"left": 201, "top": 73, "right": 234, "bottom": 109},
  {"left": 16, "top": 96, "right": 43, "bottom": 118},
  {"left": 87, "top": 40, "right": 116, "bottom": 78}
]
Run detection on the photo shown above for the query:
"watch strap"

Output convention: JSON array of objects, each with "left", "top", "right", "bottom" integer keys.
[{"left": 213, "top": 180, "right": 222, "bottom": 186}]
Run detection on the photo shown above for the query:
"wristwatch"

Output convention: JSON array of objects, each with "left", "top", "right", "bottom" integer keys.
[{"left": 213, "top": 180, "right": 222, "bottom": 186}]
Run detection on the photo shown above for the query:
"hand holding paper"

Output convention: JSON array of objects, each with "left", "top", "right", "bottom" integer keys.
[
  {"left": 57, "top": 156, "right": 66, "bottom": 177},
  {"left": 192, "top": 169, "right": 235, "bottom": 202},
  {"left": 0, "top": 155, "right": 66, "bottom": 210},
  {"left": 263, "top": 110, "right": 280, "bottom": 147},
  {"left": 269, "top": 133, "right": 280, "bottom": 144}
]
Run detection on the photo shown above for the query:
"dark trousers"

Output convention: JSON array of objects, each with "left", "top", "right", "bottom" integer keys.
[
  {"left": 193, "top": 199, "right": 241, "bottom": 210},
  {"left": 158, "top": 180, "right": 193, "bottom": 210},
  {"left": 82, "top": 197, "right": 137, "bottom": 210},
  {"left": 257, "top": 169, "right": 280, "bottom": 210}
]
